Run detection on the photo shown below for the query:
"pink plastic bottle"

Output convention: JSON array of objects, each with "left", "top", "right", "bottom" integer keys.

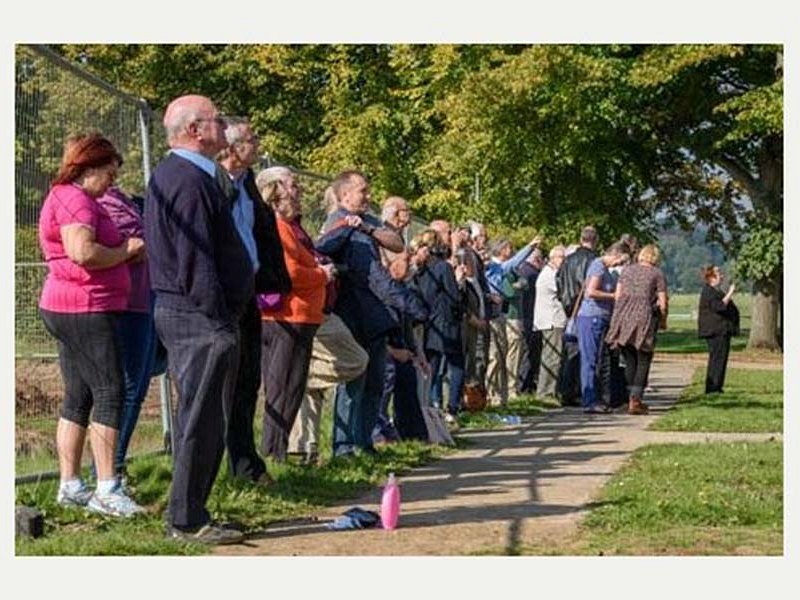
[{"left": 380, "top": 472, "right": 401, "bottom": 530}]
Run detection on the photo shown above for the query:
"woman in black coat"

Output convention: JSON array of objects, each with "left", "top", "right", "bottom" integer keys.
[{"left": 697, "top": 265, "right": 740, "bottom": 393}]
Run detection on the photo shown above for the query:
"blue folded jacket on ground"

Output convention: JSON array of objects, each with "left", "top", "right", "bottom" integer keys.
[{"left": 325, "top": 507, "right": 381, "bottom": 531}]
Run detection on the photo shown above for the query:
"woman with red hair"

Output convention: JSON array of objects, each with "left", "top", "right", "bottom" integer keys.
[{"left": 38, "top": 133, "right": 146, "bottom": 517}]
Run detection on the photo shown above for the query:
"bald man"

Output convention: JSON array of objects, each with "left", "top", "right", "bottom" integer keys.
[{"left": 145, "top": 94, "right": 250, "bottom": 545}]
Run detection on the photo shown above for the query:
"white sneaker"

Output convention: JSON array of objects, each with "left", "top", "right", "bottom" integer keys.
[
  {"left": 87, "top": 485, "right": 145, "bottom": 517},
  {"left": 56, "top": 480, "right": 93, "bottom": 507},
  {"left": 444, "top": 413, "right": 457, "bottom": 425}
]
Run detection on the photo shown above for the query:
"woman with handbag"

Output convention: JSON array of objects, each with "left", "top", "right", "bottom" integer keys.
[
  {"left": 575, "top": 242, "right": 630, "bottom": 413},
  {"left": 255, "top": 167, "right": 335, "bottom": 461},
  {"left": 697, "top": 265, "right": 739, "bottom": 394},
  {"left": 605, "top": 244, "right": 669, "bottom": 414}
]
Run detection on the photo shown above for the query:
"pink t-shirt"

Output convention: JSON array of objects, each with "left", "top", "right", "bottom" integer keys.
[{"left": 38, "top": 183, "right": 131, "bottom": 313}]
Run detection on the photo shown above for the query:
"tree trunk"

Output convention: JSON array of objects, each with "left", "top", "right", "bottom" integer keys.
[{"left": 747, "top": 274, "right": 781, "bottom": 350}]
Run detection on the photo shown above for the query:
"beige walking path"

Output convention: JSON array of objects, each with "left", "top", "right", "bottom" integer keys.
[{"left": 215, "top": 357, "right": 778, "bottom": 557}]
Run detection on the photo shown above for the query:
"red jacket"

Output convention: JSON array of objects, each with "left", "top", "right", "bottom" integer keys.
[{"left": 261, "top": 217, "right": 327, "bottom": 325}]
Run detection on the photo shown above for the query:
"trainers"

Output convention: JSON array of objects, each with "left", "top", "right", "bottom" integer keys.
[
  {"left": 87, "top": 485, "right": 145, "bottom": 517},
  {"left": 168, "top": 522, "right": 245, "bottom": 545},
  {"left": 56, "top": 480, "right": 93, "bottom": 507}
]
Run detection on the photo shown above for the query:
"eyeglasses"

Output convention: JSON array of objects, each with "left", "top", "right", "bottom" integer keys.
[{"left": 195, "top": 116, "right": 226, "bottom": 127}]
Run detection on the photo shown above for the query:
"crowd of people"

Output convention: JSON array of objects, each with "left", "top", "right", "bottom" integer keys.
[{"left": 36, "top": 93, "right": 738, "bottom": 545}]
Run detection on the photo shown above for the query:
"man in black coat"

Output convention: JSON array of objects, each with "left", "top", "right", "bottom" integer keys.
[
  {"left": 515, "top": 248, "right": 544, "bottom": 394},
  {"left": 217, "top": 117, "right": 291, "bottom": 484},
  {"left": 555, "top": 226, "right": 598, "bottom": 405}
]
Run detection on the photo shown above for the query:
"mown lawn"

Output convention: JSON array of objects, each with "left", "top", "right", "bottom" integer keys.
[
  {"left": 15, "top": 403, "right": 453, "bottom": 556},
  {"left": 651, "top": 368, "right": 783, "bottom": 433},
  {"left": 487, "top": 440, "right": 783, "bottom": 556}
]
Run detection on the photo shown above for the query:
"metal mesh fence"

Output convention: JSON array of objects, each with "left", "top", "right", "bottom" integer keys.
[{"left": 15, "top": 45, "right": 167, "bottom": 478}]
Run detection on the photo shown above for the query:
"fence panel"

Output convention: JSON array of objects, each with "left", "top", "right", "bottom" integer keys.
[{"left": 15, "top": 45, "right": 167, "bottom": 478}]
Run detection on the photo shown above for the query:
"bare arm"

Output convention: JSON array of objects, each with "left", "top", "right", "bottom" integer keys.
[
  {"left": 61, "top": 224, "right": 144, "bottom": 269},
  {"left": 585, "top": 274, "right": 614, "bottom": 301}
]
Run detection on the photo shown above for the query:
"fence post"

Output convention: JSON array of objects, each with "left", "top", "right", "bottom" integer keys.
[{"left": 139, "top": 100, "right": 174, "bottom": 456}]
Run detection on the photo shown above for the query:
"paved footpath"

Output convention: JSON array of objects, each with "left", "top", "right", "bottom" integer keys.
[{"left": 215, "top": 357, "right": 780, "bottom": 556}]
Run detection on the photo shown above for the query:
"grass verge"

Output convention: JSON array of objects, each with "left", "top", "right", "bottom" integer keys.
[
  {"left": 16, "top": 404, "right": 452, "bottom": 555},
  {"left": 456, "top": 393, "right": 560, "bottom": 430},
  {"left": 650, "top": 368, "right": 782, "bottom": 433},
  {"left": 477, "top": 440, "right": 783, "bottom": 556}
]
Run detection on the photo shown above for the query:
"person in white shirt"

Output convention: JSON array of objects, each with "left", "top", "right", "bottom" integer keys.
[{"left": 533, "top": 245, "right": 568, "bottom": 400}]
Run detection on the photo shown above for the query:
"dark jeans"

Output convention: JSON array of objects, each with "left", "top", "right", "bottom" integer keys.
[
  {"left": 385, "top": 357, "right": 428, "bottom": 442},
  {"left": 374, "top": 358, "right": 401, "bottom": 442},
  {"left": 261, "top": 320, "right": 318, "bottom": 462},
  {"left": 426, "top": 349, "right": 466, "bottom": 415},
  {"left": 333, "top": 335, "right": 388, "bottom": 456},
  {"left": 155, "top": 305, "right": 239, "bottom": 530},
  {"left": 558, "top": 337, "right": 581, "bottom": 405},
  {"left": 225, "top": 298, "right": 267, "bottom": 479},
  {"left": 115, "top": 309, "right": 159, "bottom": 471},
  {"left": 705, "top": 334, "right": 731, "bottom": 393},
  {"left": 40, "top": 309, "right": 123, "bottom": 429},
  {"left": 620, "top": 345, "right": 654, "bottom": 399}
]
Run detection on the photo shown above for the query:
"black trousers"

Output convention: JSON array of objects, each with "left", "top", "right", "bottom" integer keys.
[
  {"left": 705, "top": 334, "right": 731, "bottom": 393},
  {"left": 155, "top": 306, "right": 240, "bottom": 530},
  {"left": 391, "top": 359, "right": 429, "bottom": 442},
  {"left": 224, "top": 298, "right": 266, "bottom": 480},
  {"left": 39, "top": 309, "right": 124, "bottom": 428},
  {"left": 261, "top": 320, "right": 318, "bottom": 462},
  {"left": 620, "top": 345, "right": 654, "bottom": 398},
  {"left": 517, "top": 329, "right": 542, "bottom": 394},
  {"left": 558, "top": 337, "right": 581, "bottom": 404}
]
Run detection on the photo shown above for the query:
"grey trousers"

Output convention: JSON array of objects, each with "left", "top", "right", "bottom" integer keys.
[{"left": 537, "top": 327, "right": 564, "bottom": 399}]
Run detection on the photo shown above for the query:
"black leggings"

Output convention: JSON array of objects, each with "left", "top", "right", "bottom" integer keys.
[
  {"left": 39, "top": 309, "right": 124, "bottom": 428},
  {"left": 620, "top": 344, "right": 653, "bottom": 399}
]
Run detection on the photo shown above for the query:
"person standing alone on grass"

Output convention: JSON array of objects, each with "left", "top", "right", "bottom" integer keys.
[
  {"left": 697, "top": 265, "right": 739, "bottom": 394},
  {"left": 145, "top": 94, "right": 251, "bottom": 545}
]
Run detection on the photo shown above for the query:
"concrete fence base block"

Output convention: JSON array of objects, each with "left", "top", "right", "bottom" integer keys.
[{"left": 15, "top": 505, "right": 44, "bottom": 539}]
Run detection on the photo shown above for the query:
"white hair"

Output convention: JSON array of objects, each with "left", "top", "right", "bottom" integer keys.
[
  {"left": 164, "top": 106, "right": 201, "bottom": 145},
  {"left": 255, "top": 166, "right": 293, "bottom": 198},
  {"left": 468, "top": 221, "right": 485, "bottom": 239},
  {"left": 549, "top": 245, "right": 566, "bottom": 260}
]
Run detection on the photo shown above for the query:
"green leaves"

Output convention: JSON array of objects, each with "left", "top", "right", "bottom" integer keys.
[{"left": 736, "top": 223, "right": 783, "bottom": 283}]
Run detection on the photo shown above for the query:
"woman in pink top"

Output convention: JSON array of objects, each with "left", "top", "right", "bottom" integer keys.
[{"left": 38, "top": 133, "right": 145, "bottom": 517}]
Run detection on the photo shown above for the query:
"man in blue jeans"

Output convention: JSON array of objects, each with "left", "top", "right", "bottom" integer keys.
[{"left": 316, "top": 170, "right": 424, "bottom": 457}]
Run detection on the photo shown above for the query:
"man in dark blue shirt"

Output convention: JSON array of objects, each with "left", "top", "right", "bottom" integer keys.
[
  {"left": 316, "top": 170, "right": 425, "bottom": 457},
  {"left": 145, "top": 94, "right": 250, "bottom": 545}
]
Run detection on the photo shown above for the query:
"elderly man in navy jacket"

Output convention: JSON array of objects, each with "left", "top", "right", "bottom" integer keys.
[
  {"left": 145, "top": 95, "right": 250, "bottom": 545},
  {"left": 316, "top": 170, "right": 427, "bottom": 457}
]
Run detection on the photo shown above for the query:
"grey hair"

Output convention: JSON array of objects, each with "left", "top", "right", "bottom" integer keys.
[
  {"left": 223, "top": 116, "right": 250, "bottom": 145},
  {"left": 164, "top": 106, "right": 202, "bottom": 144},
  {"left": 490, "top": 238, "right": 511, "bottom": 257},
  {"left": 381, "top": 196, "right": 407, "bottom": 222},
  {"left": 255, "top": 166, "right": 294, "bottom": 203},
  {"left": 549, "top": 245, "right": 566, "bottom": 260}
]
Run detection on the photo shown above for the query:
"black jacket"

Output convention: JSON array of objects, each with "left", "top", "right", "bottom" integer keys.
[
  {"left": 698, "top": 284, "right": 740, "bottom": 338},
  {"left": 215, "top": 166, "right": 292, "bottom": 296},
  {"left": 556, "top": 246, "right": 597, "bottom": 316},
  {"left": 416, "top": 257, "right": 465, "bottom": 355}
]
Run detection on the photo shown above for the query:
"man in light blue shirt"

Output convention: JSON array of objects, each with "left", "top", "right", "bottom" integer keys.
[
  {"left": 484, "top": 236, "right": 540, "bottom": 406},
  {"left": 217, "top": 117, "right": 273, "bottom": 484}
]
